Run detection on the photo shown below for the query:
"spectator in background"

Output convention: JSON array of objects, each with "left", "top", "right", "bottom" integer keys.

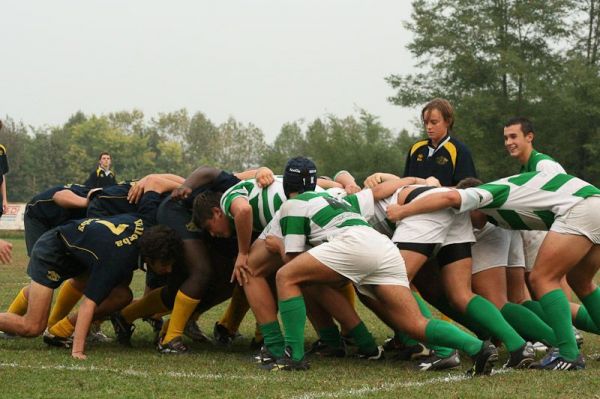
[
  {"left": 84, "top": 152, "right": 116, "bottom": 188},
  {"left": 0, "top": 120, "right": 9, "bottom": 217}
]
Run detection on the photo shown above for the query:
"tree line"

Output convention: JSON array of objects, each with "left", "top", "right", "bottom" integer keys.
[{"left": 3, "top": 0, "right": 600, "bottom": 202}]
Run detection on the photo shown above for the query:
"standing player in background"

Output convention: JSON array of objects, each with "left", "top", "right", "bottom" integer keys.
[
  {"left": 0, "top": 120, "right": 9, "bottom": 217},
  {"left": 84, "top": 152, "right": 116, "bottom": 188}
]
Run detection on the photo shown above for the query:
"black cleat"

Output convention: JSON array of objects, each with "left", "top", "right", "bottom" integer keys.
[
  {"left": 504, "top": 342, "right": 535, "bottom": 369},
  {"left": 531, "top": 351, "right": 585, "bottom": 370},
  {"left": 382, "top": 336, "right": 405, "bottom": 352},
  {"left": 213, "top": 322, "right": 240, "bottom": 346},
  {"left": 393, "top": 342, "right": 431, "bottom": 361},
  {"left": 184, "top": 319, "right": 210, "bottom": 343},
  {"left": 157, "top": 336, "right": 190, "bottom": 354},
  {"left": 467, "top": 340, "right": 498, "bottom": 376},
  {"left": 307, "top": 339, "right": 347, "bottom": 358},
  {"left": 254, "top": 344, "right": 279, "bottom": 366},
  {"left": 143, "top": 317, "right": 164, "bottom": 334},
  {"left": 110, "top": 313, "right": 135, "bottom": 347},
  {"left": 265, "top": 347, "right": 310, "bottom": 371},
  {"left": 250, "top": 337, "right": 264, "bottom": 351},
  {"left": 415, "top": 350, "right": 461, "bottom": 371},
  {"left": 43, "top": 329, "right": 73, "bottom": 349},
  {"left": 357, "top": 345, "right": 385, "bottom": 361}
]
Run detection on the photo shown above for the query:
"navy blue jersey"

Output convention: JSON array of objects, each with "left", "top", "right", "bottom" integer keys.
[
  {"left": 56, "top": 191, "right": 161, "bottom": 304},
  {"left": 87, "top": 180, "right": 170, "bottom": 218},
  {"left": 26, "top": 184, "right": 90, "bottom": 227},
  {"left": 0, "top": 144, "right": 8, "bottom": 184},
  {"left": 403, "top": 135, "right": 477, "bottom": 187},
  {"left": 84, "top": 167, "right": 116, "bottom": 188}
]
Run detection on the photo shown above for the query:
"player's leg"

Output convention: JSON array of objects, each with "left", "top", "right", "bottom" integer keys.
[
  {"left": 529, "top": 231, "right": 592, "bottom": 364},
  {"left": 0, "top": 282, "right": 53, "bottom": 336},
  {"left": 47, "top": 277, "right": 86, "bottom": 328}
]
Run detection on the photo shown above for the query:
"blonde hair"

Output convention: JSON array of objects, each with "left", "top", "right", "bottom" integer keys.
[{"left": 421, "top": 98, "right": 454, "bottom": 130}]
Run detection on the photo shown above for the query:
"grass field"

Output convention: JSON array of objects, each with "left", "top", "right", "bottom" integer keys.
[{"left": 1, "top": 235, "right": 600, "bottom": 398}]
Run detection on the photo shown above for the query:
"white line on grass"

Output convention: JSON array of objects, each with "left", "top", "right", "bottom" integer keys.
[
  {"left": 292, "top": 369, "right": 511, "bottom": 399},
  {"left": 0, "top": 362, "right": 267, "bottom": 381}
]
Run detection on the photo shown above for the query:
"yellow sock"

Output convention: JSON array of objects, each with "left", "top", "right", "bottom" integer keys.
[
  {"left": 162, "top": 291, "right": 200, "bottom": 344},
  {"left": 7, "top": 287, "right": 28, "bottom": 315},
  {"left": 49, "top": 317, "right": 75, "bottom": 338},
  {"left": 218, "top": 285, "right": 250, "bottom": 333},
  {"left": 48, "top": 280, "right": 83, "bottom": 327},
  {"left": 339, "top": 282, "right": 356, "bottom": 308},
  {"left": 121, "top": 287, "right": 169, "bottom": 324}
]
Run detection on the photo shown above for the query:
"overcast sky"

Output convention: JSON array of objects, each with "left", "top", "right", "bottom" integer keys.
[{"left": 1, "top": 0, "right": 419, "bottom": 142}]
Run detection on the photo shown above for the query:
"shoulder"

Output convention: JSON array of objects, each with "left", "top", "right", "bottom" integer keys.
[
  {"left": 447, "top": 136, "right": 472, "bottom": 152},
  {"left": 409, "top": 139, "right": 429, "bottom": 156}
]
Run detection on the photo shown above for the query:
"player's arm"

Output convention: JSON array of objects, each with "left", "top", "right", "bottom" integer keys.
[
  {"left": 71, "top": 297, "right": 96, "bottom": 360},
  {"left": 370, "top": 176, "right": 432, "bottom": 201},
  {"left": 386, "top": 190, "right": 462, "bottom": 222},
  {"left": 316, "top": 178, "right": 343, "bottom": 189},
  {"left": 153, "top": 173, "right": 185, "bottom": 184},
  {"left": 364, "top": 172, "right": 411, "bottom": 188},
  {"left": 0, "top": 239, "right": 12, "bottom": 264},
  {"left": 127, "top": 174, "right": 182, "bottom": 203},
  {"left": 334, "top": 170, "right": 361, "bottom": 194},
  {"left": 235, "top": 167, "right": 275, "bottom": 188},
  {"left": 53, "top": 189, "right": 89, "bottom": 208},
  {"left": 171, "top": 166, "right": 223, "bottom": 200},
  {"left": 230, "top": 197, "right": 253, "bottom": 285}
]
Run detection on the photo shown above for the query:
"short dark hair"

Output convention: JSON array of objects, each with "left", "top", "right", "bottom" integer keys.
[
  {"left": 192, "top": 191, "right": 223, "bottom": 228},
  {"left": 504, "top": 117, "right": 534, "bottom": 135},
  {"left": 98, "top": 151, "right": 111, "bottom": 160},
  {"left": 422, "top": 98, "right": 454, "bottom": 130},
  {"left": 456, "top": 177, "right": 483, "bottom": 189},
  {"left": 139, "top": 225, "right": 183, "bottom": 263}
]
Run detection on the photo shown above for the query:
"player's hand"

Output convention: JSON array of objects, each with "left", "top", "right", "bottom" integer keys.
[
  {"left": 425, "top": 176, "right": 441, "bottom": 187},
  {"left": 363, "top": 173, "right": 383, "bottom": 189},
  {"left": 386, "top": 204, "right": 407, "bottom": 222},
  {"left": 171, "top": 184, "right": 192, "bottom": 200},
  {"left": 2, "top": 203, "right": 8, "bottom": 214},
  {"left": 344, "top": 182, "right": 361, "bottom": 194},
  {"left": 127, "top": 178, "right": 147, "bottom": 204},
  {"left": 231, "top": 253, "right": 252, "bottom": 286},
  {"left": 255, "top": 167, "right": 275, "bottom": 188},
  {"left": 0, "top": 239, "right": 12, "bottom": 264},
  {"left": 72, "top": 351, "right": 87, "bottom": 360}
]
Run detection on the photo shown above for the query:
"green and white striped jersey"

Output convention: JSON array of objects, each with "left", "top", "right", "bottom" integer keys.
[
  {"left": 521, "top": 149, "right": 565, "bottom": 174},
  {"left": 459, "top": 171, "right": 600, "bottom": 230},
  {"left": 221, "top": 177, "right": 286, "bottom": 232},
  {"left": 279, "top": 191, "right": 370, "bottom": 252},
  {"left": 344, "top": 189, "right": 397, "bottom": 237}
]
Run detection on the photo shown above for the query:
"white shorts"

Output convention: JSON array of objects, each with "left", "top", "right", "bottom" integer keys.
[
  {"left": 391, "top": 207, "right": 474, "bottom": 246},
  {"left": 520, "top": 230, "right": 546, "bottom": 272},
  {"left": 308, "top": 226, "right": 409, "bottom": 299},
  {"left": 551, "top": 196, "right": 600, "bottom": 245},
  {"left": 471, "top": 224, "right": 524, "bottom": 274}
]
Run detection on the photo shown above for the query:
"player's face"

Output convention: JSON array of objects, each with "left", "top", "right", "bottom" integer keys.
[
  {"left": 203, "top": 210, "right": 232, "bottom": 238},
  {"left": 423, "top": 109, "right": 449, "bottom": 145},
  {"left": 504, "top": 124, "right": 533, "bottom": 160},
  {"left": 100, "top": 155, "right": 111, "bottom": 169},
  {"left": 147, "top": 258, "right": 174, "bottom": 275}
]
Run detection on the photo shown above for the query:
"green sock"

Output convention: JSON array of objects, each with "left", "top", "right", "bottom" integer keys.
[
  {"left": 521, "top": 300, "right": 548, "bottom": 323},
  {"left": 428, "top": 294, "right": 492, "bottom": 339},
  {"left": 412, "top": 292, "right": 453, "bottom": 358},
  {"left": 319, "top": 325, "right": 343, "bottom": 349},
  {"left": 574, "top": 304, "right": 600, "bottom": 335},
  {"left": 501, "top": 302, "right": 557, "bottom": 347},
  {"left": 580, "top": 288, "right": 600, "bottom": 335},
  {"left": 465, "top": 295, "right": 525, "bottom": 352},
  {"left": 393, "top": 330, "right": 419, "bottom": 346},
  {"left": 259, "top": 320, "right": 285, "bottom": 357},
  {"left": 349, "top": 321, "right": 378, "bottom": 355},
  {"left": 539, "top": 289, "right": 579, "bottom": 361},
  {"left": 278, "top": 296, "right": 307, "bottom": 361},
  {"left": 424, "top": 319, "right": 482, "bottom": 357}
]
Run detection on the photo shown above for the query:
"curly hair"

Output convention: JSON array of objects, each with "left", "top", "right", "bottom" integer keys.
[
  {"left": 192, "top": 191, "right": 223, "bottom": 228},
  {"left": 139, "top": 225, "right": 183, "bottom": 263}
]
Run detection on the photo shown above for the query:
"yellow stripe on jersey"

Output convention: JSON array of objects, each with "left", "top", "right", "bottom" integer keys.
[
  {"left": 0, "top": 144, "right": 6, "bottom": 154},
  {"left": 410, "top": 140, "right": 428, "bottom": 156},
  {"left": 59, "top": 233, "right": 99, "bottom": 260},
  {"left": 444, "top": 141, "right": 458, "bottom": 169}
]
